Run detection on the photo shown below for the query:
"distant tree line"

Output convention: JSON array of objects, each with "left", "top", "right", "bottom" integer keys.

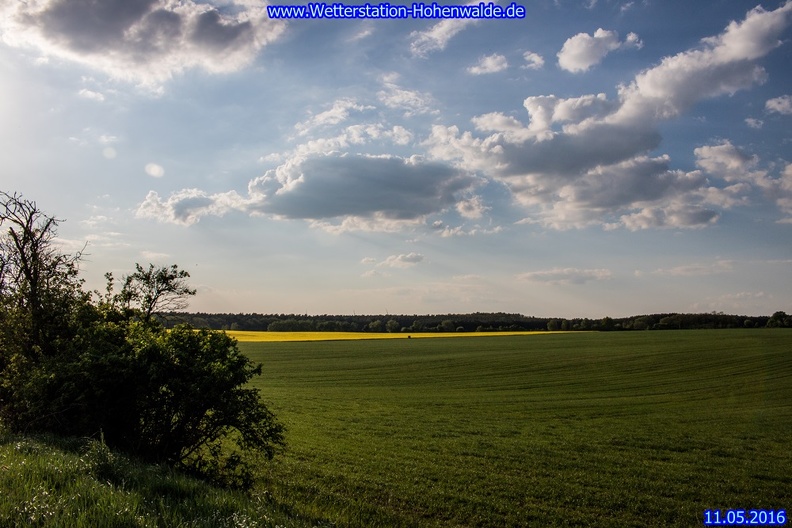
[{"left": 159, "top": 311, "right": 790, "bottom": 332}]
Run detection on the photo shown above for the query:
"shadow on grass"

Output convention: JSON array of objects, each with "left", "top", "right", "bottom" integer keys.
[{"left": 0, "top": 428, "right": 333, "bottom": 528}]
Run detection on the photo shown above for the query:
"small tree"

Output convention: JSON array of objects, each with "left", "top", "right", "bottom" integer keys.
[
  {"left": 118, "top": 263, "right": 196, "bottom": 323},
  {"left": 0, "top": 192, "right": 88, "bottom": 431},
  {"left": 0, "top": 191, "right": 85, "bottom": 357}
]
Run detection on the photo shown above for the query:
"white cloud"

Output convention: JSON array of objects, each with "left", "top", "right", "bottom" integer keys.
[
  {"left": 77, "top": 88, "right": 104, "bottom": 102},
  {"left": 377, "top": 73, "right": 436, "bottom": 117},
  {"left": 136, "top": 188, "right": 244, "bottom": 226},
  {"left": 79, "top": 215, "right": 110, "bottom": 229},
  {"left": 359, "top": 253, "right": 425, "bottom": 275},
  {"left": 522, "top": 51, "right": 544, "bottom": 70},
  {"left": 692, "top": 140, "right": 792, "bottom": 220},
  {"left": 455, "top": 195, "right": 489, "bottom": 219},
  {"left": 349, "top": 25, "right": 373, "bottom": 42},
  {"left": 144, "top": 163, "right": 165, "bottom": 178},
  {"left": 766, "top": 95, "right": 792, "bottom": 115},
  {"left": 439, "top": 224, "right": 503, "bottom": 237},
  {"left": 467, "top": 54, "right": 508, "bottom": 75},
  {"left": 471, "top": 112, "right": 534, "bottom": 143},
  {"left": 0, "top": 0, "right": 286, "bottom": 89},
  {"left": 378, "top": 253, "right": 425, "bottom": 268},
  {"left": 745, "top": 117, "right": 763, "bottom": 129},
  {"left": 409, "top": 9, "right": 479, "bottom": 57},
  {"left": 611, "top": 3, "right": 792, "bottom": 125},
  {"left": 425, "top": 2, "right": 792, "bottom": 230},
  {"left": 295, "top": 98, "right": 375, "bottom": 136},
  {"left": 617, "top": 205, "right": 719, "bottom": 231},
  {"left": 520, "top": 93, "right": 616, "bottom": 141},
  {"left": 517, "top": 267, "right": 612, "bottom": 285},
  {"left": 557, "top": 28, "right": 642, "bottom": 73},
  {"left": 694, "top": 141, "right": 763, "bottom": 183}
]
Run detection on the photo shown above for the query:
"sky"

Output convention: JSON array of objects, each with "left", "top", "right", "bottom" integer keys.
[{"left": 1, "top": 0, "right": 791, "bottom": 318}]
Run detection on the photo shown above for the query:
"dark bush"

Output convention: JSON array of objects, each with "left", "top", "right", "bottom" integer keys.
[{"left": 0, "top": 191, "right": 284, "bottom": 488}]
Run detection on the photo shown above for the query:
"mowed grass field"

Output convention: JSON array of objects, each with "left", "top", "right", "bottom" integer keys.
[{"left": 242, "top": 330, "right": 792, "bottom": 527}]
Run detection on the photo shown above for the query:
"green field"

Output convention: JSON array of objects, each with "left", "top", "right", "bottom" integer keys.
[{"left": 244, "top": 330, "right": 792, "bottom": 527}]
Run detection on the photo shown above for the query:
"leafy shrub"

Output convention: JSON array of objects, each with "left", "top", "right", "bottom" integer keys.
[{"left": 0, "top": 191, "right": 284, "bottom": 488}]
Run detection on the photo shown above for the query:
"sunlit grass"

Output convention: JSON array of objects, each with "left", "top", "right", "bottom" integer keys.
[
  {"left": 0, "top": 433, "right": 323, "bottom": 527},
  {"left": 227, "top": 330, "right": 560, "bottom": 342},
  {"left": 245, "top": 330, "right": 792, "bottom": 527}
]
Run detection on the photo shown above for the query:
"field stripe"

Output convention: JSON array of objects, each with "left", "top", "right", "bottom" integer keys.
[{"left": 227, "top": 330, "right": 567, "bottom": 342}]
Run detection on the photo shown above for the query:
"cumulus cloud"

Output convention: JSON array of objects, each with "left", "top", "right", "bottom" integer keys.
[
  {"left": 522, "top": 51, "right": 544, "bottom": 70},
  {"left": 695, "top": 141, "right": 792, "bottom": 223},
  {"left": 694, "top": 140, "right": 762, "bottom": 182},
  {"left": 136, "top": 188, "right": 244, "bottom": 226},
  {"left": 467, "top": 54, "right": 508, "bottom": 75},
  {"left": 766, "top": 95, "right": 792, "bottom": 114},
  {"left": 246, "top": 154, "right": 475, "bottom": 221},
  {"left": 137, "top": 154, "right": 478, "bottom": 230},
  {"left": 0, "top": 0, "right": 286, "bottom": 88},
  {"left": 617, "top": 206, "right": 719, "bottom": 231},
  {"left": 611, "top": 3, "right": 792, "bottom": 125},
  {"left": 517, "top": 267, "right": 611, "bottom": 285},
  {"left": 425, "top": 2, "right": 792, "bottom": 230},
  {"left": 557, "top": 28, "right": 642, "bottom": 73}
]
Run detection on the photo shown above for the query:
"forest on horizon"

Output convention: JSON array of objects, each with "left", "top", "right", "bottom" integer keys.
[{"left": 161, "top": 310, "right": 792, "bottom": 333}]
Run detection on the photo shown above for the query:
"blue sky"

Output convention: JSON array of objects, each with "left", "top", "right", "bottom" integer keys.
[{"left": 1, "top": 0, "right": 791, "bottom": 318}]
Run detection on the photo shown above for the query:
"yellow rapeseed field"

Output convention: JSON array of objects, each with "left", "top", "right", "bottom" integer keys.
[{"left": 227, "top": 330, "right": 558, "bottom": 342}]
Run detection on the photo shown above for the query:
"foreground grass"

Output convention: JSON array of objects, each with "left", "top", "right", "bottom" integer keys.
[
  {"left": 0, "top": 433, "right": 323, "bottom": 528},
  {"left": 227, "top": 330, "right": 559, "bottom": 342},
  {"left": 245, "top": 330, "right": 792, "bottom": 527}
]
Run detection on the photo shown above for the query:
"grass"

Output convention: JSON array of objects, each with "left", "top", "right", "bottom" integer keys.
[
  {"left": 243, "top": 329, "right": 792, "bottom": 527},
  {"left": 227, "top": 330, "right": 559, "bottom": 342},
  {"left": 0, "top": 433, "right": 325, "bottom": 527},
  {"left": 3, "top": 330, "right": 790, "bottom": 526}
]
